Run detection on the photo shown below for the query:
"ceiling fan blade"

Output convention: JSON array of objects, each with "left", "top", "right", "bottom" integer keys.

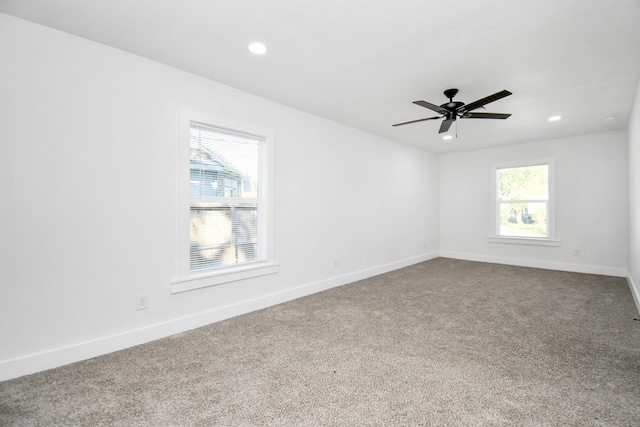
[
  {"left": 392, "top": 116, "right": 441, "bottom": 127},
  {"left": 413, "top": 100, "right": 448, "bottom": 114},
  {"left": 461, "top": 90, "right": 512, "bottom": 113},
  {"left": 462, "top": 112, "right": 512, "bottom": 119},
  {"left": 439, "top": 119, "right": 455, "bottom": 133}
]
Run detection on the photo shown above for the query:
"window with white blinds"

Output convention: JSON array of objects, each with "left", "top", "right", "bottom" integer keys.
[
  {"left": 173, "top": 109, "right": 277, "bottom": 293},
  {"left": 189, "top": 122, "right": 265, "bottom": 271}
]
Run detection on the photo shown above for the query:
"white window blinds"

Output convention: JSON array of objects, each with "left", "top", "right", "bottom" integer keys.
[{"left": 189, "top": 122, "right": 265, "bottom": 271}]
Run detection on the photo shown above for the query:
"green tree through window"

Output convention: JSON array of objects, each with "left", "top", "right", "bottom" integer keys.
[{"left": 497, "top": 164, "right": 549, "bottom": 237}]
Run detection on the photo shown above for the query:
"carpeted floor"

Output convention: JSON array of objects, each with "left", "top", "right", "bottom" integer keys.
[{"left": 1, "top": 258, "right": 639, "bottom": 426}]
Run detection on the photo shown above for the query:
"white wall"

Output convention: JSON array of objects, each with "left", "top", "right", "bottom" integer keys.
[
  {"left": 628, "top": 80, "right": 640, "bottom": 312},
  {"left": 0, "top": 14, "right": 440, "bottom": 380},
  {"left": 440, "top": 132, "right": 628, "bottom": 276}
]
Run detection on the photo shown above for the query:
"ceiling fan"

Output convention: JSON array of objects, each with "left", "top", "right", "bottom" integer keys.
[{"left": 393, "top": 88, "right": 512, "bottom": 134}]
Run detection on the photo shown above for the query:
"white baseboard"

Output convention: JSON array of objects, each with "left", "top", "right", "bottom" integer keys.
[
  {"left": 0, "top": 251, "right": 439, "bottom": 382},
  {"left": 439, "top": 250, "right": 628, "bottom": 277}
]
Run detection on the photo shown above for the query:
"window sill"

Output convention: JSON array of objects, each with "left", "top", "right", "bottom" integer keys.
[
  {"left": 486, "top": 236, "right": 561, "bottom": 247},
  {"left": 170, "top": 262, "right": 279, "bottom": 294}
]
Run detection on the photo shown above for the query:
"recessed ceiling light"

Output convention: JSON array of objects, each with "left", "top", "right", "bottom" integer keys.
[
  {"left": 248, "top": 42, "right": 267, "bottom": 55},
  {"left": 442, "top": 135, "right": 453, "bottom": 140},
  {"left": 605, "top": 115, "right": 617, "bottom": 122},
  {"left": 548, "top": 116, "right": 562, "bottom": 122}
]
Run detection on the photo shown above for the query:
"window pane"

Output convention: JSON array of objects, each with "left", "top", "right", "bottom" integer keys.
[
  {"left": 190, "top": 124, "right": 261, "bottom": 200},
  {"left": 188, "top": 120, "right": 264, "bottom": 272},
  {"left": 497, "top": 164, "right": 548, "bottom": 201},
  {"left": 499, "top": 202, "right": 548, "bottom": 237},
  {"left": 190, "top": 205, "right": 258, "bottom": 270}
]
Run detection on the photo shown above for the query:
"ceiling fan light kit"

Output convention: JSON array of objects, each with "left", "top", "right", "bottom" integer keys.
[{"left": 393, "top": 88, "right": 512, "bottom": 135}]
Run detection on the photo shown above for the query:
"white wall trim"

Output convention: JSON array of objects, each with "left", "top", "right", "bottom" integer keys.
[
  {"left": 439, "top": 250, "right": 627, "bottom": 277},
  {"left": 627, "top": 274, "right": 640, "bottom": 316},
  {"left": 0, "top": 251, "right": 439, "bottom": 382}
]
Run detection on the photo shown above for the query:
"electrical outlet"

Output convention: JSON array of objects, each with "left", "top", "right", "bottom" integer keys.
[
  {"left": 573, "top": 249, "right": 581, "bottom": 257},
  {"left": 333, "top": 258, "right": 339, "bottom": 268},
  {"left": 136, "top": 294, "right": 149, "bottom": 311}
]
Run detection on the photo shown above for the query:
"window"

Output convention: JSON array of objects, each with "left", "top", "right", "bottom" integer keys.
[
  {"left": 173, "top": 110, "right": 277, "bottom": 293},
  {"left": 490, "top": 160, "right": 557, "bottom": 245},
  {"left": 189, "top": 123, "right": 263, "bottom": 270}
]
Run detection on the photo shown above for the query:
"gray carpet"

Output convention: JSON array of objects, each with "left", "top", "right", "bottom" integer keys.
[{"left": 1, "top": 258, "right": 639, "bottom": 426}]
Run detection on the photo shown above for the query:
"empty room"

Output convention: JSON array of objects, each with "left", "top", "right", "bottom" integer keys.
[{"left": 1, "top": 1, "right": 639, "bottom": 425}]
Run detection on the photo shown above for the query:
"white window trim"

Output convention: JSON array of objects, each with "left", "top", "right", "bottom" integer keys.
[
  {"left": 487, "top": 158, "right": 559, "bottom": 246},
  {"left": 171, "top": 109, "right": 278, "bottom": 294},
  {"left": 486, "top": 236, "right": 561, "bottom": 247}
]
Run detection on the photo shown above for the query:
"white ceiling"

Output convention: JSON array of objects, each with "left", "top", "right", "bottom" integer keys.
[{"left": 2, "top": 0, "right": 639, "bottom": 153}]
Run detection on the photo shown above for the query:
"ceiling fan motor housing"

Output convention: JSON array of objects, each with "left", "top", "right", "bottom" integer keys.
[
  {"left": 441, "top": 89, "right": 464, "bottom": 115},
  {"left": 442, "top": 101, "right": 465, "bottom": 112}
]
